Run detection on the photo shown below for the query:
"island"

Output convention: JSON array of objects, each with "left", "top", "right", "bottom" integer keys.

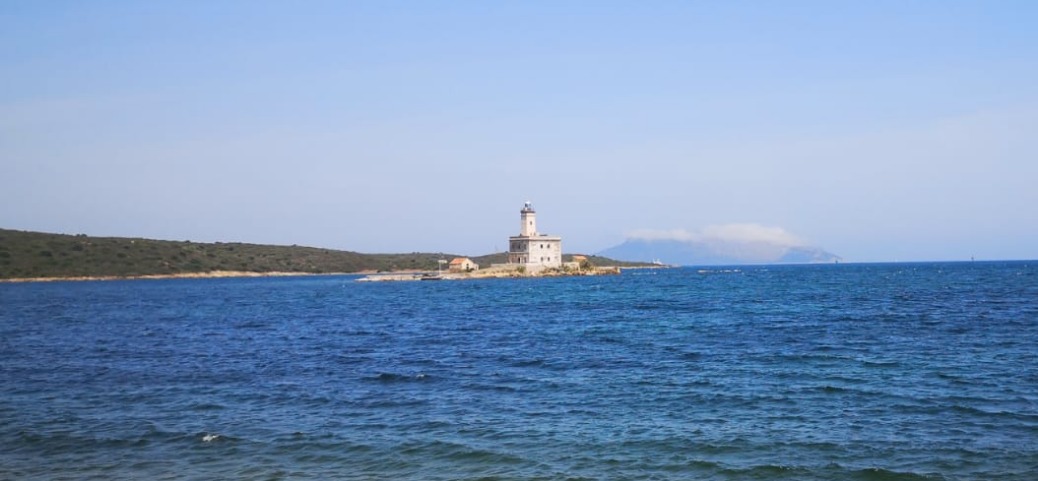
[{"left": 0, "top": 228, "right": 651, "bottom": 282}]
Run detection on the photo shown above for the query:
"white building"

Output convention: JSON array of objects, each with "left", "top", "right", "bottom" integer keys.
[
  {"left": 508, "top": 202, "right": 562, "bottom": 269},
  {"left": 448, "top": 257, "right": 479, "bottom": 272}
]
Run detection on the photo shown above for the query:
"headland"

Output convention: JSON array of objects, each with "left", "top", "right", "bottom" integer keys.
[{"left": 0, "top": 228, "right": 654, "bottom": 282}]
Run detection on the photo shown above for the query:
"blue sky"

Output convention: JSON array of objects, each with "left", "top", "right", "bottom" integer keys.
[{"left": 2, "top": 1, "right": 1036, "bottom": 261}]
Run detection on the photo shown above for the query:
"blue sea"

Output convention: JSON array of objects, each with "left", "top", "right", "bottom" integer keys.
[{"left": 1, "top": 262, "right": 1036, "bottom": 480}]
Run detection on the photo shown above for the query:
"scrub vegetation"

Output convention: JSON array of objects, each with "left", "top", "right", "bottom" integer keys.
[{"left": 0, "top": 229, "right": 640, "bottom": 280}]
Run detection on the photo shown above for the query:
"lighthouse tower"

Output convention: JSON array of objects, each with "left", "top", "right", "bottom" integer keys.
[
  {"left": 508, "top": 201, "right": 562, "bottom": 270},
  {"left": 520, "top": 201, "right": 537, "bottom": 236}
]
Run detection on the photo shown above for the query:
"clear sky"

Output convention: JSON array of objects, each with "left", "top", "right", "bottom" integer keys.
[{"left": 2, "top": 1, "right": 1036, "bottom": 262}]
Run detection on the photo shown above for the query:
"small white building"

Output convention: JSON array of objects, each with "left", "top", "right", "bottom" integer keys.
[
  {"left": 448, "top": 257, "right": 479, "bottom": 272},
  {"left": 508, "top": 202, "right": 562, "bottom": 270}
]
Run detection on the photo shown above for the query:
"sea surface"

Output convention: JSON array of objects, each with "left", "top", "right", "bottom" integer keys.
[{"left": 1, "top": 262, "right": 1036, "bottom": 480}]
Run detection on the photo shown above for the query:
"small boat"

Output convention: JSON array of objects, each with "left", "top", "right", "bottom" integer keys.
[{"left": 422, "top": 259, "right": 448, "bottom": 280}]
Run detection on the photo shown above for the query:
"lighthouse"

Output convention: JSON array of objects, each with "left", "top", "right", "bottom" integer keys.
[
  {"left": 508, "top": 201, "right": 562, "bottom": 270},
  {"left": 520, "top": 201, "right": 537, "bottom": 236}
]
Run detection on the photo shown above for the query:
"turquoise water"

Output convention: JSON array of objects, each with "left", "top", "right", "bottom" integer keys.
[{"left": 1, "top": 262, "right": 1036, "bottom": 480}]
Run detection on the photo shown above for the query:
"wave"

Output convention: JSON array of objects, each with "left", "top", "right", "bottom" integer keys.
[
  {"left": 365, "top": 372, "right": 433, "bottom": 383},
  {"left": 710, "top": 463, "right": 948, "bottom": 481},
  {"left": 718, "top": 463, "right": 813, "bottom": 479},
  {"left": 505, "top": 357, "right": 549, "bottom": 368},
  {"left": 462, "top": 382, "right": 522, "bottom": 393},
  {"left": 397, "top": 439, "right": 528, "bottom": 466},
  {"left": 849, "top": 467, "right": 946, "bottom": 481},
  {"left": 859, "top": 359, "right": 902, "bottom": 369},
  {"left": 8, "top": 425, "right": 242, "bottom": 455}
]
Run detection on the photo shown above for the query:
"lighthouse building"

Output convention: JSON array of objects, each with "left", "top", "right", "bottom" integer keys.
[{"left": 508, "top": 202, "right": 562, "bottom": 270}]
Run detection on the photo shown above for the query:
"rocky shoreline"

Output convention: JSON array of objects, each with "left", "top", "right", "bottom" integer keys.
[
  {"left": 357, "top": 265, "right": 624, "bottom": 282},
  {"left": 2, "top": 265, "right": 666, "bottom": 283},
  {"left": 0, "top": 270, "right": 331, "bottom": 283}
]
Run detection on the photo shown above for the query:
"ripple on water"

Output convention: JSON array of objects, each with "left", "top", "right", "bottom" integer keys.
[{"left": 0, "top": 263, "right": 1035, "bottom": 479}]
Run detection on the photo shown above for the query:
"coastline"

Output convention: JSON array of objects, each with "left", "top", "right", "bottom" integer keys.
[
  {"left": 0, "top": 270, "right": 340, "bottom": 283},
  {"left": 357, "top": 265, "right": 626, "bottom": 282},
  {"left": 1, "top": 265, "right": 668, "bottom": 284}
]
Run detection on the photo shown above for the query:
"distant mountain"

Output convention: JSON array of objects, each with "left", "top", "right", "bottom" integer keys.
[
  {"left": 779, "top": 245, "right": 842, "bottom": 264},
  {"left": 598, "top": 230, "right": 841, "bottom": 266}
]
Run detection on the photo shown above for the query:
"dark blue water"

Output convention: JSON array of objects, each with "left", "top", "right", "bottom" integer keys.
[{"left": 2, "top": 262, "right": 1036, "bottom": 480}]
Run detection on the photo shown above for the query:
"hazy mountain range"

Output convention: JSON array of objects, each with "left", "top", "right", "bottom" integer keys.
[{"left": 598, "top": 224, "right": 841, "bottom": 266}]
